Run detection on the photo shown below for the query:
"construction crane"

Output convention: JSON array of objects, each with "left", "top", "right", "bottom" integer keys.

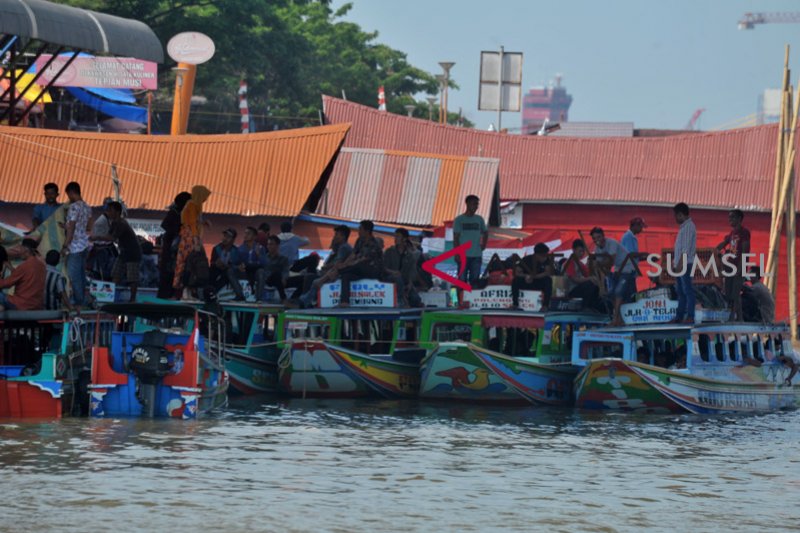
[
  {"left": 738, "top": 12, "right": 800, "bottom": 30},
  {"left": 685, "top": 108, "right": 705, "bottom": 130}
]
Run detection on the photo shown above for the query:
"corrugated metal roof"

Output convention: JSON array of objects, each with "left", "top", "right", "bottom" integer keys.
[
  {"left": 549, "top": 122, "right": 634, "bottom": 137},
  {"left": 323, "top": 95, "right": 799, "bottom": 211},
  {"left": 320, "top": 147, "right": 499, "bottom": 227},
  {"left": 0, "top": 123, "right": 350, "bottom": 216}
]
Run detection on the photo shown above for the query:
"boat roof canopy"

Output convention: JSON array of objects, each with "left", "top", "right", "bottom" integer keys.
[
  {"left": 0, "top": 309, "right": 62, "bottom": 322},
  {"left": 481, "top": 314, "right": 544, "bottom": 330},
  {"left": 283, "top": 307, "right": 423, "bottom": 320},
  {"left": 100, "top": 303, "right": 198, "bottom": 319},
  {"left": 0, "top": 0, "right": 164, "bottom": 62}
]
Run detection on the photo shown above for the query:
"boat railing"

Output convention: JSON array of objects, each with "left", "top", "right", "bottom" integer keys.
[{"left": 197, "top": 309, "right": 226, "bottom": 370}]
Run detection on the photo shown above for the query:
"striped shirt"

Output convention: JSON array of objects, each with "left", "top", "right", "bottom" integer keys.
[
  {"left": 45, "top": 265, "right": 66, "bottom": 310},
  {"left": 674, "top": 218, "right": 697, "bottom": 268}
]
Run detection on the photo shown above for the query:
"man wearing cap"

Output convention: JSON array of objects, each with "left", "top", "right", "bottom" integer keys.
[
  {"left": 0, "top": 239, "right": 46, "bottom": 311},
  {"left": 622, "top": 217, "right": 647, "bottom": 261},
  {"left": 210, "top": 228, "right": 244, "bottom": 300}
]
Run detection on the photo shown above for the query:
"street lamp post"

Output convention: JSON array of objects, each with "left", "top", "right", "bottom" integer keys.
[
  {"left": 426, "top": 96, "right": 437, "bottom": 121},
  {"left": 404, "top": 104, "right": 416, "bottom": 117},
  {"left": 435, "top": 74, "right": 445, "bottom": 123},
  {"left": 438, "top": 62, "right": 454, "bottom": 124}
]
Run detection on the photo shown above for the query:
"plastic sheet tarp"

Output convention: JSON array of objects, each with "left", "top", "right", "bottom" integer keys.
[{"left": 66, "top": 86, "right": 146, "bottom": 123}]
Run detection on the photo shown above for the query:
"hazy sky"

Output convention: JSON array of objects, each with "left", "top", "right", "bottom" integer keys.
[{"left": 333, "top": 0, "right": 800, "bottom": 131}]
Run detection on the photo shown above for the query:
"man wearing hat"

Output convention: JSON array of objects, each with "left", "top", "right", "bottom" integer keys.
[
  {"left": 210, "top": 228, "right": 244, "bottom": 300},
  {"left": 0, "top": 239, "right": 46, "bottom": 311}
]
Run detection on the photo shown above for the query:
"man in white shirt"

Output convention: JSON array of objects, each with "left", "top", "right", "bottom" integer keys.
[{"left": 672, "top": 203, "right": 696, "bottom": 323}]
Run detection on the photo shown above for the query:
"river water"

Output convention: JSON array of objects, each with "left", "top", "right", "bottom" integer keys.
[{"left": 1, "top": 397, "right": 798, "bottom": 532}]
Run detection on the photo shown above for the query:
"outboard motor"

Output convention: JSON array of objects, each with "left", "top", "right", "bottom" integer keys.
[{"left": 129, "top": 330, "right": 173, "bottom": 417}]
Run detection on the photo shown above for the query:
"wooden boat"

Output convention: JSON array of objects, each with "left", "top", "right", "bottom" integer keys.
[
  {"left": 218, "top": 302, "right": 284, "bottom": 395},
  {"left": 276, "top": 307, "right": 424, "bottom": 398},
  {"left": 0, "top": 309, "right": 115, "bottom": 418},
  {"left": 572, "top": 323, "right": 799, "bottom": 413},
  {"left": 88, "top": 303, "right": 229, "bottom": 418},
  {"left": 418, "top": 310, "right": 607, "bottom": 404}
]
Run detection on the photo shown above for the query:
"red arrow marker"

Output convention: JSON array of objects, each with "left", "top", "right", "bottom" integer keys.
[{"left": 422, "top": 241, "right": 473, "bottom": 292}]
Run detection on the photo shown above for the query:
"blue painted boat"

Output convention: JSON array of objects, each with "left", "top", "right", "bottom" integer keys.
[{"left": 88, "top": 303, "right": 228, "bottom": 419}]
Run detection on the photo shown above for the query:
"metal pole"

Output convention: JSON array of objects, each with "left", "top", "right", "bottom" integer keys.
[
  {"left": 497, "top": 45, "right": 504, "bottom": 132},
  {"left": 147, "top": 91, "right": 152, "bottom": 134}
]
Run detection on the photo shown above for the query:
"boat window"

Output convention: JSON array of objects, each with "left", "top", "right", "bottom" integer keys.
[
  {"left": 696, "top": 334, "right": 710, "bottom": 362},
  {"left": 432, "top": 322, "right": 473, "bottom": 343},
  {"left": 0, "top": 323, "right": 57, "bottom": 368},
  {"left": 227, "top": 311, "right": 256, "bottom": 345},
  {"left": 496, "top": 327, "right": 538, "bottom": 357},
  {"left": 340, "top": 319, "right": 395, "bottom": 355},
  {"left": 635, "top": 341, "right": 651, "bottom": 364},
  {"left": 751, "top": 334, "right": 764, "bottom": 362},
  {"left": 739, "top": 335, "right": 751, "bottom": 360},
  {"left": 714, "top": 335, "right": 725, "bottom": 362},
  {"left": 775, "top": 334, "right": 786, "bottom": 357},
  {"left": 254, "top": 314, "right": 277, "bottom": 343},
  {"left": 651, "top": 339, "right": 678, "bottom": 368},
  {"left": 579, "top": 341, "right": 624, "bottom": 360},
  {"left": 285, "top": 321, "right": 330, "bottom": 341},
  {"left": 397, "top": 321, "right": 419, "bottom": 344}
]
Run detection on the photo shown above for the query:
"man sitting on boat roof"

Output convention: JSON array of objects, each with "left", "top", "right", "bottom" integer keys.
[
  {"left": 383, "top": 227, "right": 422, "bottom": 308},
  {"left": 563, "top": 239, "right": 602, "bottom": 312},
  {"left": 210, "top": 228, "right": 244, "bottom": 301},
  {"left": 293, "top": 225, "right": 352, "bottom": 308},
  {"left": 336, "top": 220, "right": 384, "bottom": 307},
  {"left": 744, "top": 267, "right": 775, "bottom": 324},
  {"left": 511, "top": 242, "right": 554, "bottom": 310},
  {"left": 0, "top": 239, "right": 46, "bottom": 311}
]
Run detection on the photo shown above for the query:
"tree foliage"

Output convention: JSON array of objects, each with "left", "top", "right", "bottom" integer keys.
[{"left": 54, "top": 0, "right": 472, "bottom": 131}]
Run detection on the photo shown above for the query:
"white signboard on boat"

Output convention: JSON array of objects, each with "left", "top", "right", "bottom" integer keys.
[
  {"left": 462, "top": 285, "right": 542, "bottom": 311},
  {"left": 621, "top": 297, "right": 677, "bottom": 324},
  {"left": 319, "top": 279, "right": 396, "bottom": 307},
  {"left": 419, "top": 290, "right": 450, "bottom": 308}
]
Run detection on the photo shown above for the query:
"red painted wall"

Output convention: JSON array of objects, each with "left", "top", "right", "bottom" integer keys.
[{"left": 523, "top": 203, "right": 799, "bottom": 321}]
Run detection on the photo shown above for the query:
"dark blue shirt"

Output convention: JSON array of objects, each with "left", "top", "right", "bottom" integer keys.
[{"left": 237, "top": 242, "right": 266, "bottom": 268}]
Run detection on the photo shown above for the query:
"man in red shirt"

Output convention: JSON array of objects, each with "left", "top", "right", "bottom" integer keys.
[
  {"left": 716, "top": 209, "right": 751, "bottom": 321},
  {"left": 0, "top": 239, "right": 46, "bottom": 311}
]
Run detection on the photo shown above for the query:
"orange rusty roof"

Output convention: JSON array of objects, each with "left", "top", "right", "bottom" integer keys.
[
  {"left": 0, "top": 123, "right": 350, "bottom": 216},
  {"left": 321, "top": 147, "right": 499, "bottom": 227},
  {"left": 323, "top": 95, "right": 800, "bottom": 212}
]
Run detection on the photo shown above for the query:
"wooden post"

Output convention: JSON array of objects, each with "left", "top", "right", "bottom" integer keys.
[
  {"left": 766, "top": 47, "right": 790, "bottom": 291},
  {"left": 787, "top": 165, "right": 797, "bottom": 339},
  {"left": 766, "top": 77, "right": 800, "bottom": 289}
]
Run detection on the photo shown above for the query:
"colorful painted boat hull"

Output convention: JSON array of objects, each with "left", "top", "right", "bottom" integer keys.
[
  {"left": 278, "top": 341, "right": 371, "bottom": 398},
  {"left": 325, "top": 343, "right": 419, "bottom": 398},
  {"left": 419, "top": 343, "right": 525, "bottom": 403},
  {"left": 470, "top": 346, "right": 576, "bottom": 406},
  {"left": 574, "top": 359, "right": 684, "bottom": 413},
  {"left": 225, "top": 346, "right": 280, "bottom": 395},
  {"left": 0, "top": 379, "right": 62, "bottom": 418},
  {"left": 630, "top": 363, "right": 800, "bottom": 414}
]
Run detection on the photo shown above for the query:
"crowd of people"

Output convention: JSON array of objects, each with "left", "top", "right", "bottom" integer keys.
[{"left": 0, "top": 185, "right": 778, "bottom": 325}]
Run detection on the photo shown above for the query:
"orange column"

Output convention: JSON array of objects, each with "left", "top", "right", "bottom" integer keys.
[{"left": 170, "top": 63, "right": 197, "bottom": 135}]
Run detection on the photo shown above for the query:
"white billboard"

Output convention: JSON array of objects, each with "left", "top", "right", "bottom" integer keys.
[{"left": 479, "top": 50, "right": 523, "bottom": 112}]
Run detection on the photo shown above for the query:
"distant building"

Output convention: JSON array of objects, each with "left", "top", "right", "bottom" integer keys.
[
  {"left": 521, "top": 75, "right": 573, "bottom": 134},
  {"left": 758, "top": 89, "right": 781, "bottom": 125}
]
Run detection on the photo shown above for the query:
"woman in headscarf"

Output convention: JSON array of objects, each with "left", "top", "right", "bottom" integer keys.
[
  {"left": 172, "top": 186, "right": 211, "bottom": 294},
  {"left": 158, "top": 191, "right": 192, "bottom": 298}
]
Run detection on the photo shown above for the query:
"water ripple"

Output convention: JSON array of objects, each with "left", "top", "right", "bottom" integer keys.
[{"left": 1, "top": 397, "right": 799, "bottom": 531}]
